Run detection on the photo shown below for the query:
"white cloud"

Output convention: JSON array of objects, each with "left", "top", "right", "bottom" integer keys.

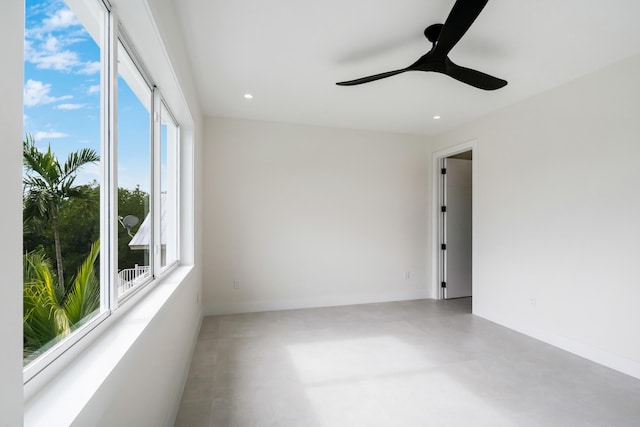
[
  {"left": 24, "top": 79, "right": 73, "bottom": 107},
  {"left": 76, "top": 163, "right": 101, "bottom": 185},
  {"left": 44, "top": 36, "right": 59, "bottom": 52},
  {"left": 24, "top": 6, "right": 92, "bottom": 73},
  {"left": 42, "top": 8, "right": 79, "bottom": 31},
  {"left": 88, "top": 84, "right": 100, "bottom": 94},
  {"left": 78, "top": 61, "right": 100, "bottom": 75},
  {"left": 56, "top": 103, "right": 85, "bottom": 110},
  {"left": 34, "top": 131, "right": 68, "bottom": 140},
  {"left": 24, "top": 40, "right": 36, "bottom": 60},
  {"left": 25, "top": 36, "right": 80, "bottom": 71},
  {"left": 25, "top": 7, "right": 80, "bottom": 40},
  {"left": 32, "top": 49, "right": 80, "bottom": 71}
]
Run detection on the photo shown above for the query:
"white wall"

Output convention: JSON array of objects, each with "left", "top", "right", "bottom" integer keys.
[
  {"left": 432, "top": 54, "right": 640, "bottom": 378},
  {"left": 70, "top": 270, "right": 201, "bottom": 427},
  {"left": 203, "top": 117, "right": 430, "bottom": 314},
  {"left": 0, "top": 0, "right": 25, "bottom": 425}
]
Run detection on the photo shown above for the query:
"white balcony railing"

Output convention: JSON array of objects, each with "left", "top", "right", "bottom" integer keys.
[{"left": 118, "top": 264, "right": 150, "bottom": 295}]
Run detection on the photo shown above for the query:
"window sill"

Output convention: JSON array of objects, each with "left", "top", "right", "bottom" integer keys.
[{"left": 23, "top": 265, "right": 194, "bottom": 427}]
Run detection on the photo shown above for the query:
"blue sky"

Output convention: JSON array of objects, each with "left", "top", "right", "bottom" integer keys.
[{"left": 24, "top": 0, "right": 151, "bottom": 191}]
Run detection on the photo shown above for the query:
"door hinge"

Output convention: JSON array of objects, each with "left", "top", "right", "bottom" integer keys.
[
  {"left": 441, "top": 206, "right": 446, "bottom": 213},
  {"left": 441, "top": 243, "right": 446, "bottom": 250},
  {"left": 441, "top": 168, "right": 446, "bottom": 175},
  {"left": 441, "top": 282, "right": 447, "bottom": 288}
]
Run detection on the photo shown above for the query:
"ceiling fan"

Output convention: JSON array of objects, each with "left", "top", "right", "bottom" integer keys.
[{"left": 336, "top": 0, "right": 507, "bottom": 90}]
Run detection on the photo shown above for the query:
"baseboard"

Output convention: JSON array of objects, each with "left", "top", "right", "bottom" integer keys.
[
  {"left": 475, "top": 310, "right": 640, "bottom": 380},
  {"left": 203, "top": 290, "right": 429, "bottom": 316}
]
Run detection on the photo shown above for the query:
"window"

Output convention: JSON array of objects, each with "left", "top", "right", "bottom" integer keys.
[
  {"left": 159, "top": 101, "right": 179, "bottom": 270},
  {"left": 116, "top": 40, "right": 152, "bottom": 298},
  {"left": 23, "top": 0, "right": 106, "bottom": 368},
  {"left": 23, "top": 0, "right": 181, "bottom": 380}
]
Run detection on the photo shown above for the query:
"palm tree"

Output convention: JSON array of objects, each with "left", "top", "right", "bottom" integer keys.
[
  {"left": 23, "top": 240, "right": 100, "bottom": 362},
  {"left": 23, "top": 134, "right": 99, "bottom": 291}
]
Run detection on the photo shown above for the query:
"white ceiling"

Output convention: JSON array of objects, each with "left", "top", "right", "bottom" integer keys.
[{"left": 175, "top": 0, "right": 640, "bottom": 136}]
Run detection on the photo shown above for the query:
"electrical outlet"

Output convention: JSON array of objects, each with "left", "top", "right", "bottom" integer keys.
[
  {"left": 233, "top": 280, "right": 239, "bottom": 290},
  {"left": 404, "top": 271, "right": 411, "bottom": 280},
  {"left": 530, "top": 297, "right": 537, "bottom": 307}
]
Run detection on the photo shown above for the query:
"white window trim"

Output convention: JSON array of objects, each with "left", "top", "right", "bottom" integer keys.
[
  {"left": 158, "top": 98, "right": 181, "bottom": 273},
  {"left": 106, "top": 1, "right": 119, "bottom": 312},
  {"left": 115, "top": 33, "right": 155, "bottom": 303}
]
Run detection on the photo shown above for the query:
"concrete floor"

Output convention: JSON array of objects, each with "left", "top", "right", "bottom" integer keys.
[{"left": 175, "top": 299, "right": 640, "bottom": 426}]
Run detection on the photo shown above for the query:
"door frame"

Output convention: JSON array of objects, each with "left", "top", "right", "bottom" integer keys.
[{"left": 431, "top": 140, "right": 477, "bottom": 307}]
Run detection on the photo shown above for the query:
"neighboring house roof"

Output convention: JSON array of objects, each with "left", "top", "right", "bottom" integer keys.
[{"left": 128, "top": 193, "right": 167, "bottom": 250}]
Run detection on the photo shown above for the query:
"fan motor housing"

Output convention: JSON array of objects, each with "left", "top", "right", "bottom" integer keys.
[{"left": 425, "top": 23, "right": 444, "bottom": 43}]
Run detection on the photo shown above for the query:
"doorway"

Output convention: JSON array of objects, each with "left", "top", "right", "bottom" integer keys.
[{"left": 432, "top": 142, "right": 476, "bottom": 308}]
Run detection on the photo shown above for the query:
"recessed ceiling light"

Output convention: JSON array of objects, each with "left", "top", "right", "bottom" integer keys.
[
  {"left": 244, "top": 93, "right": 253, "bottom": 99},
  {"left": 433, "top": 115, "right": 441, "bottom": 120}
]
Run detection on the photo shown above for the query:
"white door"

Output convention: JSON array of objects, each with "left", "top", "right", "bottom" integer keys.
[{"left": 443, "top": 158, "right": 472, "bottom": 299}]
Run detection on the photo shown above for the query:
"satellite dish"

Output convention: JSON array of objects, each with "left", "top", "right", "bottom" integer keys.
[
  {"left": 118, "top": 215, "right": 139, "bottom": 237},
  {"left": 122, "top": 215, "right": 139, "bottom": 228}
]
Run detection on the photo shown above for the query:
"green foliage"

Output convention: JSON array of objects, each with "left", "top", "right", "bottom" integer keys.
[
  {"left": 22, "top": 134, "right": 99, "bottom": 222},
  {"left": 117, "top": 186, "right": 148, "bottom": 268},
  {"left": 22, "top": 135, "right": 150, "bottom": 363},
  {"left": 23, "top": 242, "right": 100, "bottom": 363},
  {"left": 23, "top": 250, "right": 69, "bottom": 361},
  {"left": 23, "top": 134, "right": 100, "bottom": 291},
  {"left": 64, "top": 240, "right": 100, "bottom": 325},
  {"left": 58, "top": 182, "right": 100, "bottom": 278},
  {"left": 23, "top": 183, "right": 149, "bottom": 281}
]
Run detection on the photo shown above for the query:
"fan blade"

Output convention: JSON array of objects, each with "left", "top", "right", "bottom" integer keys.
[
  {"left": 444, "top": 60, "right": 507, "bottom": 90},
  {"left": 434, "top": 0, "right": 489, "bottom": 56},
  {"left": 336, "top": 69, "right": 408, "bottom": 86}
]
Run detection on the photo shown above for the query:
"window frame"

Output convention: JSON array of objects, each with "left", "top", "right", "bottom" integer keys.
[
  {"left": 22, "top": 0, "right": 182, "bottom": 384},
  {"left": 157, "top": 98, "right": 181, "bottom": 273},
  {"left": 114, "top": 32, "right": 155, "bottom": 305}
]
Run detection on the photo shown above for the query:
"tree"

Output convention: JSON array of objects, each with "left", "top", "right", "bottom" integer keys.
[
  {"left": 23, "top": 134, "right": 99, "bottom": 291},
  {"left": 23, "top": 182, "right": 150, "bottom": 282},
  {"left": 23, "top": 182, "right": 100, "bottom": 280},
  {"left": 58, "top": 182, "right": 100, "bottom": 278},
  {"left": 118, "top": 186, "right": 148, "bottom": 269},
  {"left": 23, "top": 240, "right": 100, "bottom": 362}
]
